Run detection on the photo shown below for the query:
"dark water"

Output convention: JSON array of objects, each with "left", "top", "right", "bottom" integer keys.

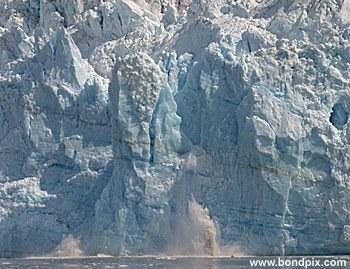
[
  {"left": 0, "top": 257, "right": 349, "bottom": 269},
  {"left": 0, "top": 257, "right": 252, "bottom": 269},
  {"left": 0, "top": 257, "right": 246, "bottom": 269}
]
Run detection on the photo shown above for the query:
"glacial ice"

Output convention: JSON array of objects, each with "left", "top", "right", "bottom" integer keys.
[{"left": 0, "top": 0, "right": 350, "bottom": 257}]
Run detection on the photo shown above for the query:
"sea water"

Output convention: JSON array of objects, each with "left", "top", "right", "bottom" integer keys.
[
  {"left": 0, "top": 257, "right": 249, "bottom": 269},
  {"left": 1, "top": 257, "right": 350, "bottom": 269}
]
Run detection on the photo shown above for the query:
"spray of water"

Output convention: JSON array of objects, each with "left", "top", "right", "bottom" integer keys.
[
  {"left": 168, "top": 196, "right": 245, "bottom": 257},
  {"left": 187, "top": 196, "right": 219, "bottom": 256},
  {"left": 50, "top": 235, "right": 83, "bottom": 257}
]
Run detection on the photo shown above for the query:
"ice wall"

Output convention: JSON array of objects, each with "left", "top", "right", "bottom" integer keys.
[{"left": 0, "top": 0, "right": 350, "bottom": 257}]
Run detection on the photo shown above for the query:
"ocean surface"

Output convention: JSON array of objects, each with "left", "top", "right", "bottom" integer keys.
[{"left": 1, "top": 256, "right": 350, "bottom": 269}]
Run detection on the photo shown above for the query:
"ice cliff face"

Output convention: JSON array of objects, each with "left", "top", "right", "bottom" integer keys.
[{"left": 0, "top": 0, "right": 350, "bottom": 257}]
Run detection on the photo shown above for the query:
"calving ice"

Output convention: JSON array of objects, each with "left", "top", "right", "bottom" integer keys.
[{"left": 0, "top": 0, "right": 349, "bottom": 258}]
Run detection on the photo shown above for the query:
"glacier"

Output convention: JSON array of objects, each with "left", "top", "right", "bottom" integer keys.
[{"left": 0, "top": 0, "right": 350, "bottom": 257}]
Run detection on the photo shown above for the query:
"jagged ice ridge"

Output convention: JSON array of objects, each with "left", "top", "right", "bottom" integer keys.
[{"left": 0, "top": 0, "right": 350, "bottom": 257}]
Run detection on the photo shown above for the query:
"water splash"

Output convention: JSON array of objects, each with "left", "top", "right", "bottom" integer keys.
[
  {"left": 187, "top": 197, "right": 219, "bottom": 256},
  {"left": 50, "top": 235, "right": 83, "bottom": 257},
  {"left": 168, "top": 196, "right": 245, "bottom": 257},
  {"left": 167, "top": 196, "right": 220, "bottom": 256}
]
